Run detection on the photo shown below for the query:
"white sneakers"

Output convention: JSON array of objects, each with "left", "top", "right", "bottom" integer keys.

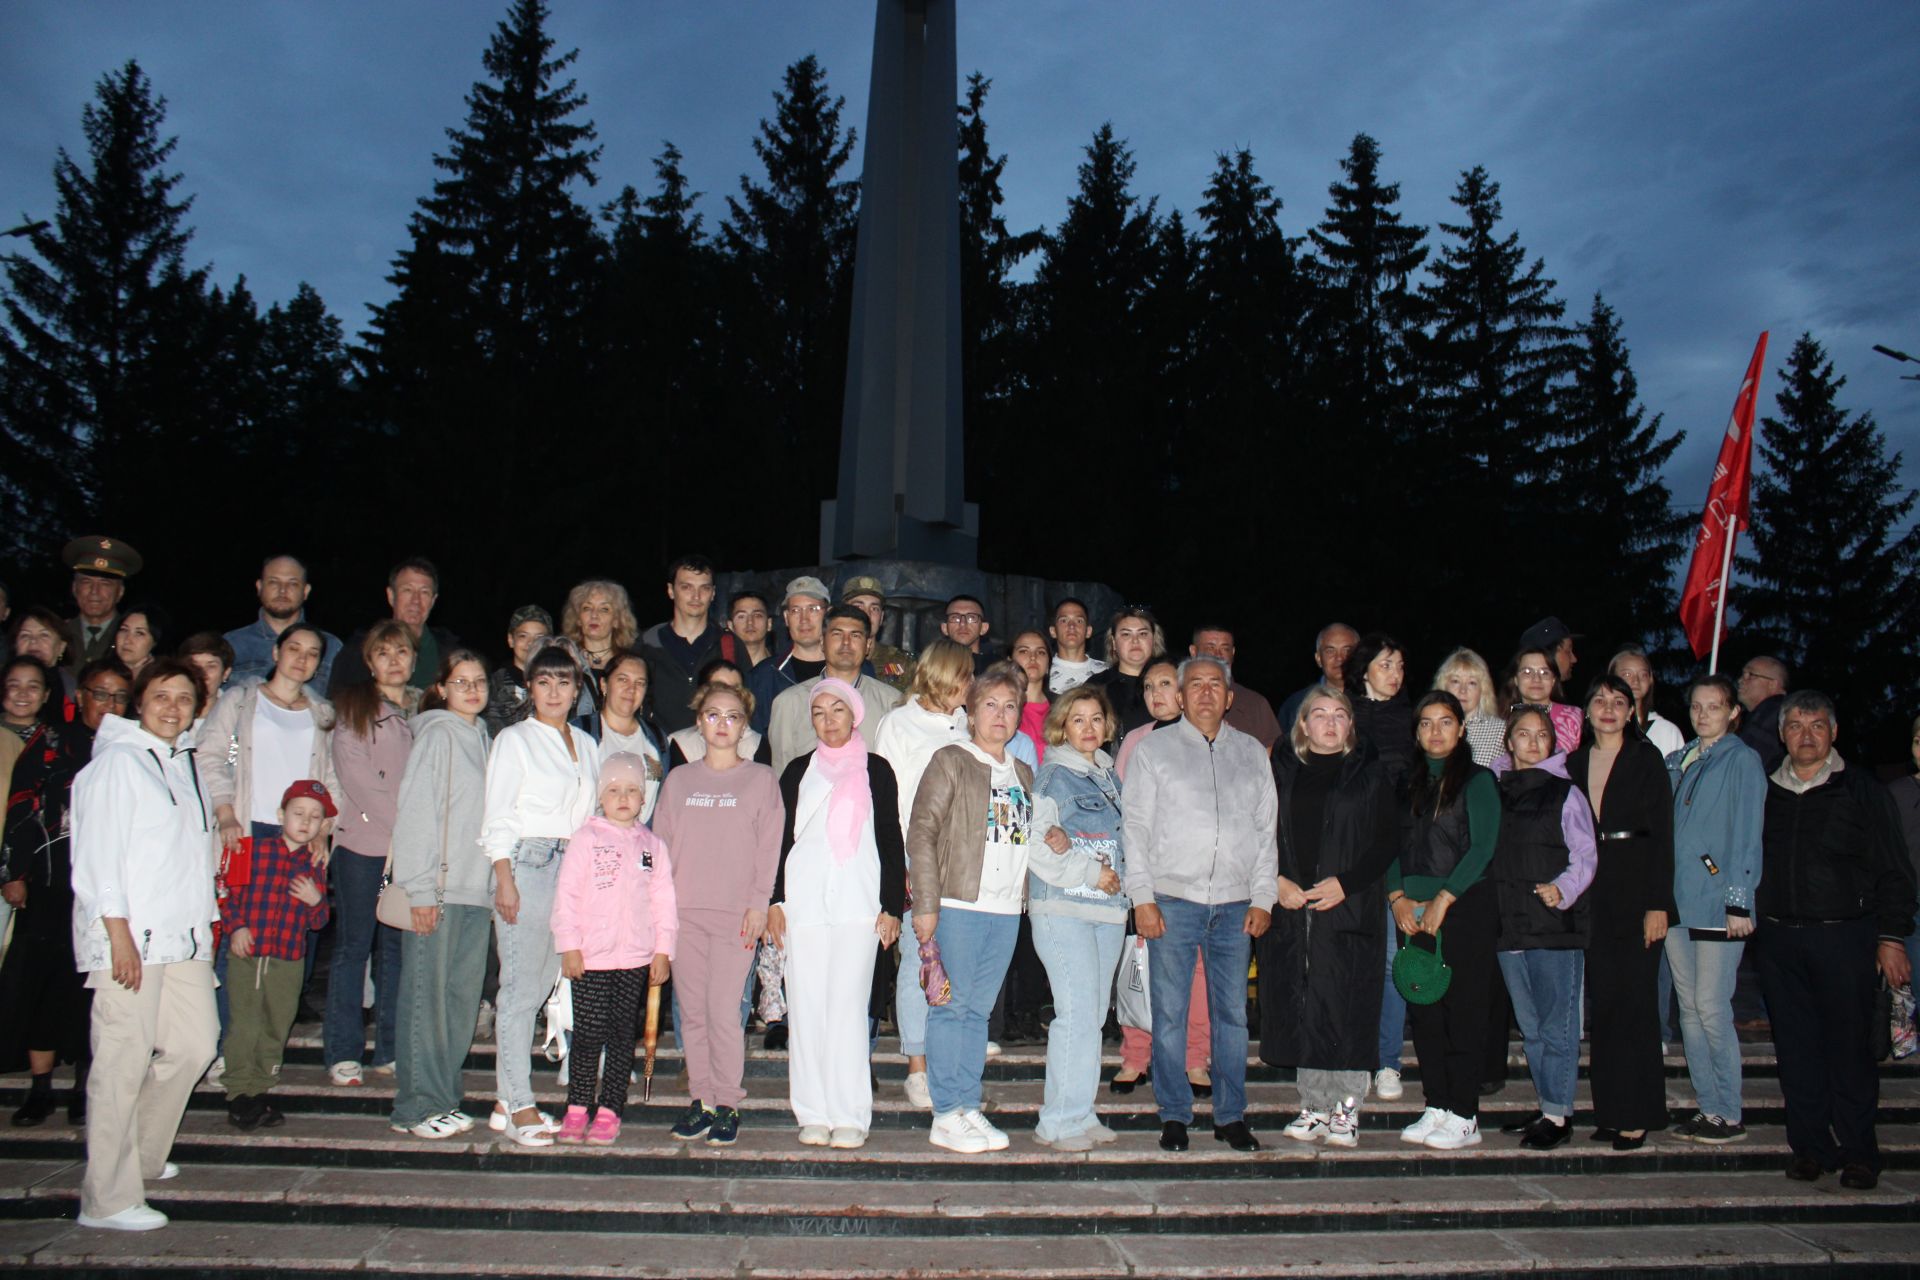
[
  {"left": 798, "top": 1124, "right": 832, "bottom": 1146},
  {"left": 393, "top": 1112, "right": 465, "bottom": 1140},
  {"left": 984, "top": 1041, "right": 1003, "bottom": 1058},
  {"left": 1325, "top": 1100, "right": 1359, "bottom": 1149},
  {"left": 1033, "top": 1128, "right": 1096, "bottom": 1152},
  {"left": 929, "top": 1108, "right": 1009, "bottom": 1154},
  {"left": 1283, "top": 1110, "right": 1331, "bottom": 1142},
  {"left": 1401, "top": 1106, "right": 1446, "bottom": 1144},
  {"left": 828, "top": 1127, "right": 867, "bottom": 1149},
  {"left": 328, "top": 1060, "right": 363, "bottom": 1087},
  {"left": 1373, "top": 1068, "right": 1403, "bottom": 1100},
  {"left": 1422, "top": 1111, "right": 1481, "bottom": 1150},
  {"left": 78, "top": 1203, "right": 169, "bottom": 1231},
  {"left": 903, "top": 1071, "right": 932, "bottom": 1109}
]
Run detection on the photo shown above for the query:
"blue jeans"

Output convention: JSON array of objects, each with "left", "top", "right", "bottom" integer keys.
[
  {"left": 1665, "top": 931, "right": 1746, "bottom": 1122},
  {"left": 924, "top": 907, "right": 1019, "bottom": 1115},
  {"left": 493, "top": 837, "right": 565, "bottom": 1113},
  {"left": 323, "top": 848, "right": 402, "bottom": 1068},
  {"left": 1148, "top": 896, "right": 1251, "bottom": 1126},
  {"left": 895, "top": 926, "right": 931, "bottom": 1058},
  {"left": 1029, "top": 912, "right": 1125, "bottom": 1141},
  {"left": 1498, "top": 948, "right": 1583, "bottom": 1119},
  {"left": 1378, "top": 905, "right": 1406, "bottom": 1070}
]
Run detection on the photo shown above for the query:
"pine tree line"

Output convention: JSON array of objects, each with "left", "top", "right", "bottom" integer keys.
[{"left": 3, "top": 1, "right": 1913, "bottom": 747}]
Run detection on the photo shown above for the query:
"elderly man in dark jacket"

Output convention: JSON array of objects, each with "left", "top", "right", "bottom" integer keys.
[{"left": 1755, "top": 690, "right": 1916, "bottom": 1191}]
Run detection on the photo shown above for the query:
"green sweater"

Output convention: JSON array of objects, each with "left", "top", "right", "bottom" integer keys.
[{"left": 1388, "top": 756, "right": 1501, "bottom": 902}]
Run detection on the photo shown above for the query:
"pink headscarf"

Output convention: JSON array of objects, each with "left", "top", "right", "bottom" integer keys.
[{"left": 809, "top": 678, "right": 870, "bottom": 864}]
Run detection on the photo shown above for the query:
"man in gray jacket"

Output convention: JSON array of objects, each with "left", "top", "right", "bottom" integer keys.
[{"left": 1123, "top": 655, "right": 1277, "bottom": 1154}]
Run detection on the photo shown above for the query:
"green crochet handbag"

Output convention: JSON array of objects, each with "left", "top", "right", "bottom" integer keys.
[{"left": 1392, "top": 931, "right": 1451, "bottom": 1005}]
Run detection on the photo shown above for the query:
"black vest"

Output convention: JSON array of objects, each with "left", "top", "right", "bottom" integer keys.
[
  {"left": 1401, "top": 763, "right": 1488, "bottom": 882},
  {"left": 1493, "top": 767, "right": 1590, "bottom": 949}
]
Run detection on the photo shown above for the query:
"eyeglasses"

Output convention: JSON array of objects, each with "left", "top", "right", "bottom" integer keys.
[
  {"left": 787, "top": 603, "right": 824, "bottom": 616},
  {"left": 445, "top": 678, "right": 487, "bottom": 692},
  {"left": 702, "top": 710, "right": 743, "bottom": 726},
  {"left": 946, "top": 613, "right": 984, "bottom": 625},
  {"left": 80, "top": 686, "right": 131, "bottom": 705},
  {"left": 1518, "top": 666, "right": 1554, "bottom": 679}
]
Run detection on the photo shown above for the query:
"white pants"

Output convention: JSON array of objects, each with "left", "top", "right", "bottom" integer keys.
[
  {"left": 83, "top": 960, "right": 219, "bottom": 1218},
  {"left": 784, "top": 921, "right": 878, "bottom": 1132}
]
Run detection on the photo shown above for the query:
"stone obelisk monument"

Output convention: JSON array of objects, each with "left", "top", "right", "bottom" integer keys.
[{"left": 819, "top": 0, "right": 978, "bottom": 566}]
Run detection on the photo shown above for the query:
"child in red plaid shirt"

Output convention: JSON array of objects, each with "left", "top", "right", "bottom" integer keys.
[{"left": 220, "top": 780, "right": 334, "bottom": 1130}]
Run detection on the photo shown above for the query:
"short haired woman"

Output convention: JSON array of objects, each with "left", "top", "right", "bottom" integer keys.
[
  {"left": 1262, "top": 685, "right": 1398, "bottom": 1148},
  {"left": 768, "top": 679, "right": 905, "bottom": 1149},
  {"left": 1569, "top": 674, "right": 1675, "bottom": 1149},
  {"left": 598, "top": 650, "right": 666, "bottom": 823},
  {"left": 871, "top": 637, "right": 975, "bottom": 1109},
  {"left": 70, "top": 660, "right": 217, "bottom": 1230},
  {"left": 1490, "top": 703, "right": 1596, "bottom": 1150},
  {"left": 1434, "top": 648, "right": 1505, "bottom": 768},
  {"left": 908, "top": 664, "right": 1034, "bottom": 1153}
]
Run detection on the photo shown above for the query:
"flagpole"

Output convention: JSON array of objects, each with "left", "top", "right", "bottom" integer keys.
[{"left": 1707, "top": 511, "right": 1736, "bottom": 675}]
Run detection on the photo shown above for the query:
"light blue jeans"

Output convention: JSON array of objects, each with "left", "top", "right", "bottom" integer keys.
[
  {"left": 492, "top": 837, "right": 565, "bottom": 1113},
  {"left": 896, "top": 926, "right": 931, "bottom": 1057},
  {"left": 1665, "top": 931, "right": 1746, "bottom": 1122},
  {"left": 925, "top": 907, "right": 1019, "bottom": 1115},
  {"left": 1029, "top": 911, "right": 1125, "bottom": 1141},
  {"left": 1498, "top": 948, "right": 1584, "bottom": 1119},
  {"left": 1149, "top": 896, "right": 1251, "bottom": 1126},
  {"left": 1378, "top": 905, "right": 1406, "bottom": 1070}
]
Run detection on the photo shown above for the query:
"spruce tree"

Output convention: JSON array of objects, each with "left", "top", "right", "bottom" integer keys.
[
  {"left": 1550, "top": 294, "right": 1688, "bottom": 653},
  {"left": 719, "top": 54, "right": 860, "bottom": 544},
  {"left": 1739, "top": 333, "right": 1920, "bottom": 743},
  {"left": 362, "top": 0, "right": 605, "bottom": 569},
  {"left": 1306, "top": 133, "right": 1427, "bottom": 452},
  {"left": 1412, "top": 165, "right": 1577, "bottom": 643},
  {"left": 0, "top": 60, "right": 208, "bottom": 557}
]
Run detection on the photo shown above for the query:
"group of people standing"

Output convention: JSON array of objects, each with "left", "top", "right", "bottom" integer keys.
[{"left": 3, "top": 539, "right": 1916, "bottom": 1234}]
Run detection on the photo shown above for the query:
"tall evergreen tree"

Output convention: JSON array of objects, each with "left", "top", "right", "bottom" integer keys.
[
  {"left": 957, "top": 73, "right": 1043, "bottom": 514},
  {"left": 0, "top": 60, "right": 208, "bottom": 558},
  {"left": 719, "top": 54, "right": 859, "bottom": 547},
  {"left": 1306, "top": 133, "right": 1427, "bottom": 451},
  {"left": 1011, "top": 124, "right": 1161, "bottom": 577},
  {"left": 1739, "top": 333, "right": 1920, "bottom": 743},
  {"left": 1550, "top": 294, "right": 1688, "bottom": 652},
  {"left": 1411, "top": 165, "right": 1577, "bottom": 642},
  {"left": 362, "top": 0, "right": 604, "bottom": 576}
]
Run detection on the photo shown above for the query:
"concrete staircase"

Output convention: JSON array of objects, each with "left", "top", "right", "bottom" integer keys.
[{"left": 2, "top": 1031, "right": 1916, "bottom": 1277}]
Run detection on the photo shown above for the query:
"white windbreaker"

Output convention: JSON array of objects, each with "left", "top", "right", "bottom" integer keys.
[{"left": 70, "top": 715, "right": 220, "bottom": 972}]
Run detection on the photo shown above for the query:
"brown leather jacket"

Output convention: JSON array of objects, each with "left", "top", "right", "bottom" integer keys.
[{"left": 906, "top": 744, "right": 1035, "bottom": 917}]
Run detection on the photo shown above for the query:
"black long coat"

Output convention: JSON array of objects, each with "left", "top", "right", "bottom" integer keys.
[
  {"left": 1567, "top": 739, "right": 1677, "bottom": 937},
  {"left": 1257, "top": 749, "right": 1398, "bottom": 1070}
]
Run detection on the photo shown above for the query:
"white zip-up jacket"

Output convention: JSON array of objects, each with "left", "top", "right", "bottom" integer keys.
[
  {"left": 1121, "top": 716, "right": 1279, "bottom": 911},
  {"left": 480, "top": 718, "right": 600, "bottom": 863},
  {"left": 70, "top": 715, "right": 219, "bottom": 972}
]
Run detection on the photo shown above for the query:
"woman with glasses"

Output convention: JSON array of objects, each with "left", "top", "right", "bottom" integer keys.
[
  {"left": 1087, "top": 607, "right": 1166, "bottom": 734},
  {"left": 653, "top": 681, "right": 783, "bottom": 1147},
  {"left": 665, "top": 660, "right": 769, "bottom": 768},
  {"left": 481, "top": 639, "right": 601, "bottom": 1146},
  {"left": 1503, "top": 648, "right": 1583, "bottom": 755}
]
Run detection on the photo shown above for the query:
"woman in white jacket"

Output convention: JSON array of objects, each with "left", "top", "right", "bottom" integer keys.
[
  {"left": 482, "top": 639, "right": 600, "bottom": 1146},
  {"left": 870, "top": 638, "right": 974, "bottom": 1109},
  {"left": 69, "top": 660, "right": 220, "bottom": 1232}
]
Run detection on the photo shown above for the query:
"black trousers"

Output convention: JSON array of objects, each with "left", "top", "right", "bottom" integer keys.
[
  {"left": 1586, "top": 927, "right": 1668, "bottom": 1131},
  {"left": 568, "top": 967, "right": 647, "bottom": 1118},
  {"left": 1754, "top": 917, "right": 1880, "bottom": 1172},
  {"left": 1409, "top": 879, "right": 1499, "bottom": 1120}
]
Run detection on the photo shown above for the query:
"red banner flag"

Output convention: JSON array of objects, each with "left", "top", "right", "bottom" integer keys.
[{"left": 1677, "top": 332, "right": 1769, "bottom": 663}]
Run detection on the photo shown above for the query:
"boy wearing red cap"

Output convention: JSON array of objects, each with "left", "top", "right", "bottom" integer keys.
[{"left": 219, "top": 780, "right": 333, "bottom": 1130}]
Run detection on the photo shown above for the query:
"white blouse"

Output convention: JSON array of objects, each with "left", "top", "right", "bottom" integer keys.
[
  {"left": 778, "top": 763, "right": 881, "bottom": 928},
  {"left": 481, "top": 718, "right": 600, "bottom": 862}
]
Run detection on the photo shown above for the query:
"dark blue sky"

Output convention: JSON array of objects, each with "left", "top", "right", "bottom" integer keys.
[{"left": 4, "top": 1, "right": 1916, "bottom": 502}]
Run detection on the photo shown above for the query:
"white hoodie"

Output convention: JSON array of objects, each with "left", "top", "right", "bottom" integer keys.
[
  {"left": 871, "top": 696, "right": 970, "bottom": 836},
  {"left": 70, "top": 715, "right": 219, "bottom": 972}
]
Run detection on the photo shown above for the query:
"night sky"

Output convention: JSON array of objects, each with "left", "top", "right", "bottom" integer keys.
[{"left": 4, "top": 1, "right": 1916, "bottom": 503}]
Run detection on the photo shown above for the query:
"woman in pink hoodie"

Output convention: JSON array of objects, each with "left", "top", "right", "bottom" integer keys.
[{"left": 548, "top": 753, "right": 676, "bottom": 1146}]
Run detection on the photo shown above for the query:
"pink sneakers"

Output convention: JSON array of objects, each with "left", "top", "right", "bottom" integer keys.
[
  {"left": 586, "top": 1110, "right": 622, "bottom": 1146},
  {"left": 556, "top": 1105, "right": 590, "bottom": 1145}
]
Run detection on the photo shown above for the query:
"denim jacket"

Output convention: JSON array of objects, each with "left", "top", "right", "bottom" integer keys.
[
  {"left": 1665, "top": 734, "right": 1765, "bottom": 928},
  {"left": 1029, "top": 748, "right": 1128, "bottom": 924}
]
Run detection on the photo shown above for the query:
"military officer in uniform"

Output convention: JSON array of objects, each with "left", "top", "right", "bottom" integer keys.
[
  {"left": 840, "top": 575, "right": 915, "bottom": 694},
  {"left": 62, "top": 535, "right": 143, "bottom": 671}
]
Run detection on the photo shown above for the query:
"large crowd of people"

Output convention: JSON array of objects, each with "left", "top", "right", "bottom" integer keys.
[{"left": 0, "top": 536, "right": 1915, "bottom": 1233}]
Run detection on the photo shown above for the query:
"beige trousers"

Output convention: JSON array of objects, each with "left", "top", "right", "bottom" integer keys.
[{"left": 82, "top": 959, "right": 218, "bottom": 1218}]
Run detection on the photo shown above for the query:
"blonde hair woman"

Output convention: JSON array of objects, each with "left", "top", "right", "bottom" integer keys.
[
  {"left": 1434, "top": 648, "right": 1505, "bottom": 767},
  {"left": 561, "top": 580, "right": 639, "bottom": 677}
]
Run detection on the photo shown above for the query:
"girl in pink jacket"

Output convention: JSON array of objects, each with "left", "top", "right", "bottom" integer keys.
[{"left": 549, "top": 754, "right": 676, "bottom": 1145}]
